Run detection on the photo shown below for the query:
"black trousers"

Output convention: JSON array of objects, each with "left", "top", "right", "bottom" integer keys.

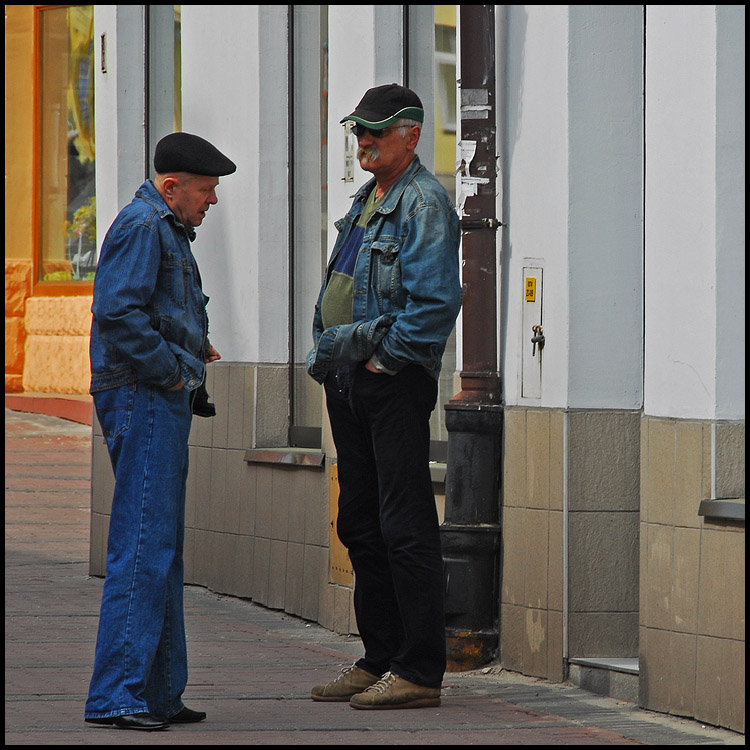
[{"left": 324, "top": 363, "right": 446, "bottom": 688}]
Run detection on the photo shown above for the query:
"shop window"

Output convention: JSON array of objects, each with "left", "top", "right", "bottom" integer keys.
[{"left": 36, "top": 5, "right": 96, "bottom": 289}]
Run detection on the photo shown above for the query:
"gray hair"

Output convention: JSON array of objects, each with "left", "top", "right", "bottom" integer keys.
[{"left": 394, "top": 118, "right": 421, "bottom": 136}]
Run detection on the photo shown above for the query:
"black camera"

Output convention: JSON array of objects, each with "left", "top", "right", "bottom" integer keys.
[{"left": 191, "top": 382, "right": 216, "bottom": 418}]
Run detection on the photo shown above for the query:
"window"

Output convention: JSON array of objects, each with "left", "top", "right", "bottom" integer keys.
[
  {"left": 431, "top": 6, "right": 458, "bottom": 454},
  {"left": 288, "top": 6, "right": 459, "bottom": 455},
  {"left": 37, "top": 5, "right": 96, "bottom": 287},
  {"left": 435, "top": 22, "right": 457, "bottom": 133}
]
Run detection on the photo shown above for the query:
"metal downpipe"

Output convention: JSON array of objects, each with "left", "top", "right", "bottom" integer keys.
[{"left": 441, "top": 4, "right": 504, "bottom": 672}]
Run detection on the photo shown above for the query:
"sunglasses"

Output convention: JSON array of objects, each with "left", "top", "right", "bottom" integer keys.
[{"left": 351, "top": 123, "right": 400, "bottom": 139}]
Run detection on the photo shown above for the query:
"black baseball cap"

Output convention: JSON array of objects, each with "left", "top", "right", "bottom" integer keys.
[
  {"left": 154, "top": 132, "right": 236, "bottom": 177},
  {"left": 340, "top": 83, "right": 424, "bottom": 129}
]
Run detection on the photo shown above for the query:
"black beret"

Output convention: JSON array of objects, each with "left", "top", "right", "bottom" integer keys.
[{"left": 153, "top": 132, "right": 236, "bottom": 177}]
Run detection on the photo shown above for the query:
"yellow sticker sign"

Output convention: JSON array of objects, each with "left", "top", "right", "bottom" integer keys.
[{"left": 525, "top": 277, "right": 536, "bottom": 302}]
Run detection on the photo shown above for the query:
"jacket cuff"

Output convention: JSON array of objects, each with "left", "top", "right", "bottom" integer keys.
[
  {"left": 163, "top": 364, "right": 183, "bottom": 390},
  {"left": 369, "top": 352, "right": 398, "bottom": 375}
]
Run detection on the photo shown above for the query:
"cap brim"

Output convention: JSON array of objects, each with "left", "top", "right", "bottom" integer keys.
[{"left": 340, "top": 106, "right": 424, "bottom": 128}]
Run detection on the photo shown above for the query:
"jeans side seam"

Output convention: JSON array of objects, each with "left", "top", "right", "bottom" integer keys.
[{"left": 122, "top": 387, "right": 157, "bottom": 706}]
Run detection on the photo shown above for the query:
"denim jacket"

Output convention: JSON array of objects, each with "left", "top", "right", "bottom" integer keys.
[
  {"left": 306, "top": 156, "right": 462, "bottom": 383},
  {"left": 89, "top": 180, "right": 209, "bottom": 394}
]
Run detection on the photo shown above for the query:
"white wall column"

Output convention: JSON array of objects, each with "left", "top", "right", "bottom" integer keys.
[
  {"left": 180, "top": 5, "right": 289, "bottom": 364},
  {"left": 645, "top": 5, "right": 745, "bottom": 421},
  {"left": 501, "top": 6, "right": 644, "bottom": 409},
  {"left": 93, "top": 5, "right": 147, "bottom": 248}
]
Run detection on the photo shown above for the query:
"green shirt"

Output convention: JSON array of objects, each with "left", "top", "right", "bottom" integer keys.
[{"left": 320, "top": 187, "right": 382, "bottom": 329}]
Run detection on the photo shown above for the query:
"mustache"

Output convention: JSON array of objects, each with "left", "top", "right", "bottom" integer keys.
[{"left": 357, "top": 146, "right": 380, "bottom": 161}]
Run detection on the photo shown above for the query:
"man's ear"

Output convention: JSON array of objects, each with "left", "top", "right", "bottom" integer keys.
[
  {"left": 406, "top": 126, "right": 421, "bottom": 151},
  {"left": 161, "top": 174, "right": 180, "bottom": 196}
]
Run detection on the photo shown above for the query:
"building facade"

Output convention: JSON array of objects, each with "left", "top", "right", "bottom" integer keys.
[{"left": 5, "top": 5, "right": 744, "bottom": 733}]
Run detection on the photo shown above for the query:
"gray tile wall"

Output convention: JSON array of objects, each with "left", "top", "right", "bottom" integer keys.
[
  {"left": 501, "top": 408, "right": 640, "bottom": 679},
  {"left": 89, "top": 362, "right": 354, "bottom": 634},
  {"left": 640, "top": 417, "right": 745, "bottom": 733},
  {"left": 501, "top": 408, "right": 565, "bottom": 681},
  {"left": 567, "top": 410, "right": 640, "bottom": 658},
  {"left": 88, "top": 375, "right": 745, "bottom": 732}
]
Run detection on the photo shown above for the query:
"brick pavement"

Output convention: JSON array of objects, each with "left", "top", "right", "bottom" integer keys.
[{"left": 5, "top": 408, "right": 744, "bottom": 746}]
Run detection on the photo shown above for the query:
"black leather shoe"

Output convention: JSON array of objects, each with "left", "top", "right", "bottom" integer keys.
[
  {"left": 84, "top": 717, "right": 115, "bottom": 725},
  {"left": 170, "top": 706, "right": 207, "bottom": 723},
  {"left": 112, "top": 712, "right": 169, "bottom": 730}
]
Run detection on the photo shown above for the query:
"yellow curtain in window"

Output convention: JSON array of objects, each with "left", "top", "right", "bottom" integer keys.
[{"left": 66, "top": 6, "right": 95, "bottom": 164}]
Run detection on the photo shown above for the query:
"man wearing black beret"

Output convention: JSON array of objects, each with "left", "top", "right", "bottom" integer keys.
[{"left": 85, "top": 133, "right": 235, "bottom": 731}]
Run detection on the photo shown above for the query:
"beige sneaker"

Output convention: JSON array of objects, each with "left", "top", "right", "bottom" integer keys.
[
  {"left": 349, "top": 671, "right": 441, "bottom": 709},
  {"left": 311, "top": 664, "right": 381, "bottom": 702}
]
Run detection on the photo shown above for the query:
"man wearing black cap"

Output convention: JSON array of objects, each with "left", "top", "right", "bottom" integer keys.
[
  {"left": 84, "top": 133, "right": 235, "bottom": 730},
  {"left": 307, "top": 84, "right": 462, "bottom": 709}
]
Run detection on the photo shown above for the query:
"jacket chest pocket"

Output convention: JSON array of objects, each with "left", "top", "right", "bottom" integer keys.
[
  {"left": 161, "top": 253, "right": 192, "bottom": 307},
  {"left": 370, "top": 241, "right": 402, "bottom": 298}
]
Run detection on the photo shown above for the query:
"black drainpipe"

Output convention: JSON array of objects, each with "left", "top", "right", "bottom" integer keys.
[{"left": 441, "top": 4, "right": 504, "bottom": 671}]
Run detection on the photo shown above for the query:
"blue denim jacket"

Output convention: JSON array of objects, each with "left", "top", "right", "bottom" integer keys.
[
  {"left": 89, "top": 180, "right": 209, "bottom": 394},
  {"left": 306, "top": 156, "right": 462, "bottom": 383}
]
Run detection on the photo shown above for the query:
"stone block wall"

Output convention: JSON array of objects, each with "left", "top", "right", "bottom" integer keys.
[
  {"left": 23, "top": 296, "right": 92, "bottom": 394},
  {"left": 5, "top": 260, "right": 32, "bottom": 392},
  {"left": 4, "top": 258, "right": 92, "bottom": 395}
]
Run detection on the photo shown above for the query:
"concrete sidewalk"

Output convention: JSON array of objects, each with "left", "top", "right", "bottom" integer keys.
[{"left": 5, "top": 408, "right": 744, "bottom": 746}]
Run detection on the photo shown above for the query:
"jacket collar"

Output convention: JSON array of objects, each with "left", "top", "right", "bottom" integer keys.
[
  {"left": 352, "top": 155, "right": 424, "bottom": 215},
  {"left": 137, "top": 180, "right": 196, "bottom": 241}
]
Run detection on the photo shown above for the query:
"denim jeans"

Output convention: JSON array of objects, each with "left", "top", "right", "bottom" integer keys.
[
  {"left": 325, "top": 363, "right": 446, "bottom": 689},
  {"left": 85, "top": 382, "right": 192, "bottom": 720}
]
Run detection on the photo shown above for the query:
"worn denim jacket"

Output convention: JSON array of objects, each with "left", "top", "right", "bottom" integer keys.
[
  {"left": 89, "top": 180, "right": 209, "bottom": 394},
  {"left": 306, "top": 156, "right": 462, "bottom": 383}
]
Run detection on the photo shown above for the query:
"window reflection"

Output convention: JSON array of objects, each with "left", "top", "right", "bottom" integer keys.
[
  {"left": 431, "top": 6, "right": 458, "bottom": 449},
  {"left": 39, "top": 5, "right": 96, "bottom": 283}
]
